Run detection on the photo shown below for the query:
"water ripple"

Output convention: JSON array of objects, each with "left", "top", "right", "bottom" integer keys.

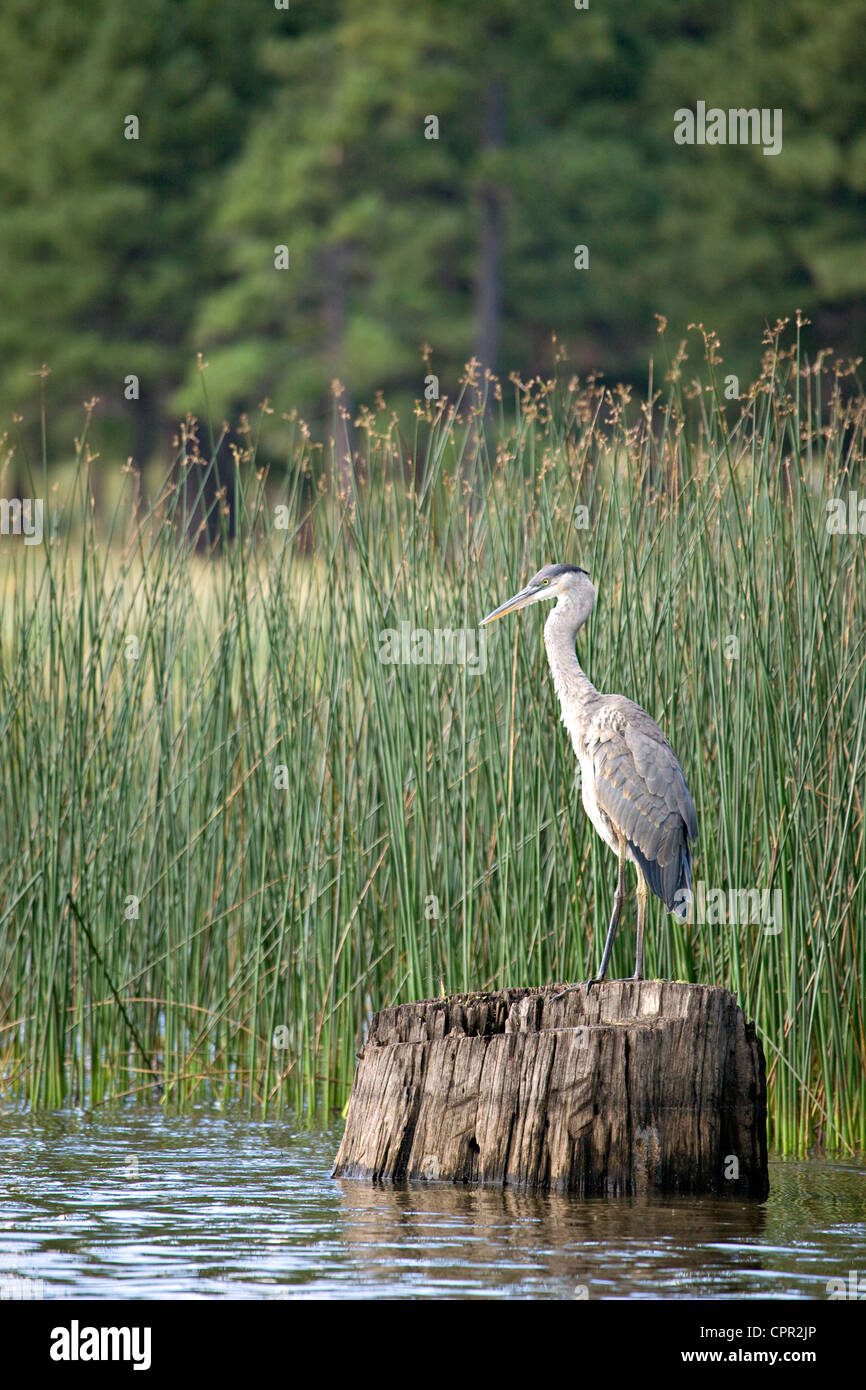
[{"left": 0, "top": 1110, "right": 863, "bottom": 1299}]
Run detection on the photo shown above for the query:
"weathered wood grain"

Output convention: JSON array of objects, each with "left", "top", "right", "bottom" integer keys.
[{"left": 332, "top": 981, "right": 769, "bottom": 1198}]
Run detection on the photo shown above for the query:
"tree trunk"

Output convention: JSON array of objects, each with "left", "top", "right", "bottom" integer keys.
[
  {"left": 473, "top": 77, "right": 506, "bottom": 381},
  {"left": 131, "top": 393, "right": 160, "bottom": 476},
  {"left": 322, "top": 240, "right": 355, "bottom": 501},
  {"left": 176, "top": 429, "right": 236, "bottom": 550},
  {"left": 333, "top": 981, "right": 769, "bottom": 1199}
]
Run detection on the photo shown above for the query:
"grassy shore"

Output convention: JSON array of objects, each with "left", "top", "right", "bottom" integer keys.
[{"left": 1, "top": 323, "right": 864, "bottom": 1152}]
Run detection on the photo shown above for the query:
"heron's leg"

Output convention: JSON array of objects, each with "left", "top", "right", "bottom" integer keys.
[
  {"left": 593, "top": 845, "right": 628, "bottom": 985},
  {"left": 550, "top": 844, "right": 628, "bottom": 1001},
  {"left": 633, "top": 872, "right": 648, "bottom": 980}
]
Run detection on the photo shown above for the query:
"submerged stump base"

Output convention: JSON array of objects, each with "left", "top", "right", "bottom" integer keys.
[{"left": 333, "top": 981, "right": 769, "bottom": 1199}]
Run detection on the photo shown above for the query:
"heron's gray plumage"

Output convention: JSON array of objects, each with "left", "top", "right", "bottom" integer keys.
[
  {"left": 482, "top": 562, "right": 698, "bottom": 984},
  {"left": 584, "top": 701, "right": 696, "bottom": 912}
]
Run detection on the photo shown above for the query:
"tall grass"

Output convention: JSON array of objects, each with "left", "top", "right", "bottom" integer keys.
[{"left": 0, "top": 323, "right": 864, "bottom": 1152}]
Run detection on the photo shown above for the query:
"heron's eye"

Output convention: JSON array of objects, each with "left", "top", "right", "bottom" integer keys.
[{"left": 541, "top": 579, "right": 549, "bottom": 586}]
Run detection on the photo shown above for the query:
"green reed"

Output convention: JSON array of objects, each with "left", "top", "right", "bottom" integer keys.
[{"left": 0, "top": 324, "right": 863, "bottom": 1151}]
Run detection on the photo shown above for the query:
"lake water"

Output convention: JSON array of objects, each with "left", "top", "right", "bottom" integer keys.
[{"left": 0, "top": 1110, "right": 863, "bottom": 1300}]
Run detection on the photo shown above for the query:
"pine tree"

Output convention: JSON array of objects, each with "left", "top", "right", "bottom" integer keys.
[{"left": 0, "top": 0, "right": 272, "bottom": 464}]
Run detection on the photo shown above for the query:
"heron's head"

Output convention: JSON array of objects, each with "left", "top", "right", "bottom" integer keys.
[{"left": 481, "top": 563, "right": 595, "bottom": 627}]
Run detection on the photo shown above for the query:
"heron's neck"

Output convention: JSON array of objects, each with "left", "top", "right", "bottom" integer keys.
[{"left": 544, "top": 597, "right": 598, "bottom": 711}]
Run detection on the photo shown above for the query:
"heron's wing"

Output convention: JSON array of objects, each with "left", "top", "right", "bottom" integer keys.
[{"left": 587, "top": 701, "right": 697, "bottom": 911}]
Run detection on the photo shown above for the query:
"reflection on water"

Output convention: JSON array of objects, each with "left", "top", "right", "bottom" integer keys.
[{"left": 0, "top": 1110, "right": 863, "bottom": 1299}]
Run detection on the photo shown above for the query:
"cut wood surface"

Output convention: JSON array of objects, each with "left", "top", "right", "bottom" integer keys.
[{"left": 332, "top": 981, "right": 769, "bottom": 1198}]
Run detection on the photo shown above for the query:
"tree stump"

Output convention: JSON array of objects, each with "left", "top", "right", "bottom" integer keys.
[{"left": 332, "top": 981, "right": 769, "bottom": 1199}]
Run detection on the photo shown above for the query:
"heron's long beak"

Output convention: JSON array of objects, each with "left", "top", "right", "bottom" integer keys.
[{"left": 480, "top": 585, "right": 540, "bottom": 626}]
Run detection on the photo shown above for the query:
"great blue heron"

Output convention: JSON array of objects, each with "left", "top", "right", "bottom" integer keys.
[{"left": 481, "top": 563, "right": 697, "bottom": 990}]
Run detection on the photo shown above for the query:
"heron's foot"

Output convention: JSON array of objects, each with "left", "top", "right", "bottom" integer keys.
[{"left": 551, "top": 977, "right": 604, "bottom": 1002}]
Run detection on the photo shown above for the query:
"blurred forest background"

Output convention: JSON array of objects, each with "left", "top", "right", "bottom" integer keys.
[{"left": 0, "top": 0, "right": 865, "bottom": 469}]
